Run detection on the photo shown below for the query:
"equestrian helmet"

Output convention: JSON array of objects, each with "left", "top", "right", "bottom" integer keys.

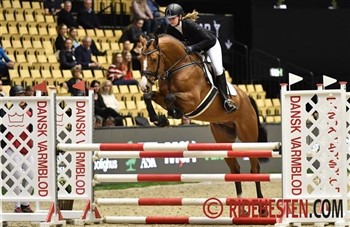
[
  {"left": 9, "top": 85, "right": 25, "bottom": 96},
  {"left": 165, "top": 3, "right": 184, "bottom": 18}
]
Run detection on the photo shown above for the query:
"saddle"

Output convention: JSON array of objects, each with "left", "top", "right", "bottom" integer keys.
[{"left": 195, "top": 52, "right": 237, "bottom": 96}]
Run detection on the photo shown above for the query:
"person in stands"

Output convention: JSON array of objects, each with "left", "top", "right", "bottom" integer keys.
[
  {"left": 76, "top": 0, "right": 101, "bottom": 29},
  {"left": 57, "top": 0, "right": 82, "bottom": 28},
  {"left": 44, "top": 0, "right": 64, "bottom": 15},
  {"left": 0, "top": 45, "right": 15, "bottom": 85},
  {"left": 130, "top": 39, "right": 142, "bottom": 70},
  {"left": 107, "top": 52, "right": 137, "bottom": 86},
  {"left": 122, "top": 51, "right": 139, "bottom": 85},
  {"left": 75, "top": 36, "right": 101, "bottom": 70},
  {"left": 165, "top": 3, "right": 236, "bottom": 113},
  {"left": 118, "top": 18, "right": 145, "bottom": 44},
  {"left": 90, "top": 79, "right": 124, "bottom": 126},
  {"left": 59, "top": 38, "right": 80, "bottom": 70},
  {"left": 147, "top": 0, "right": 168, "bottom": 33},
  {"left": 131, "top": 0, "right": 158, "bottom": 35},
  {"left": 55, "top": 23, "right": 69, "bottom": 52},
  {"left": 61, "top": 65, "right": 86, "bottom": 96}
]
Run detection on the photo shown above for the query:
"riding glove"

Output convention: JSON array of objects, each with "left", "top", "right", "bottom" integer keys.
[{"left": 185, "top": 46, "right": 193, "bottom": 53}]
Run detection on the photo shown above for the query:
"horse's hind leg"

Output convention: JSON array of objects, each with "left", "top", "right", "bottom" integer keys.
[
  {"left": 209, "top": 124, "right": 243, "bottom": 197},
  {"left": 224, "top": 158, "right": 243, "bottom": 197},
  {"left": 236, "top": 116, "right": 268, "bottom": 216}
]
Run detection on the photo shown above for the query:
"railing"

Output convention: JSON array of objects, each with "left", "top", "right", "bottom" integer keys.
[
  {"left": 249, "top": 49, "right": 282, "bottom": 98},
  {"left": 231, "top": 40, "right": 249, "bottom": 84}
]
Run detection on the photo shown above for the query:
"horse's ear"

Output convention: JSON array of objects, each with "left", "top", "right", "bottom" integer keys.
[{"left": 140, "top": 35, "right": 147, "bottom": 46}]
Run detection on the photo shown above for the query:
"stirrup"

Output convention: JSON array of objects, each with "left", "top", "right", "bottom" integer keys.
[{"left": 224, "top": 99, "right": 237, "bottom": 113}]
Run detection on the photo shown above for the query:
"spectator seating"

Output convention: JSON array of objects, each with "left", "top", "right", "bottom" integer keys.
[{"left": 0, "top": 0, "right": 280, "bottom": 126}]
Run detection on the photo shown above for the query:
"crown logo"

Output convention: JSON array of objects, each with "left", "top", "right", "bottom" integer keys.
[
  {"left": 8, "top": 113, "right": 24, "bottom": 123},
  {"left": 8, "top": 113, "right": 25, "bottom": 127},
  {"left": 56, "top": 113, "right": 64, "bottom": 126},
  {"left": 57, "top": 113, "right": 64, "bottom": 122}
]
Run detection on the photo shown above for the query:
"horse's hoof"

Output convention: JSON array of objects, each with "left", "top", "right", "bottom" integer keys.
[
  {"left": 168, "top": 108, "right": 183, "bottom": 119},
  {"left": 150, "top": 115, "right": 159, "bottom": 123},
  {"left": 154, "top": 115, "right": 169, "bottom": 127}
]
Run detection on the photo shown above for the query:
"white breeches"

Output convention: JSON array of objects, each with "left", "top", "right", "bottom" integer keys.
[{"left": 206, "top": 38, "right": 224, "bottom": 76}]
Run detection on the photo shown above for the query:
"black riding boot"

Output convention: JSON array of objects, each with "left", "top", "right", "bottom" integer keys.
[{"left": 216, "top": 73, "right": 237, "bottom": 113}]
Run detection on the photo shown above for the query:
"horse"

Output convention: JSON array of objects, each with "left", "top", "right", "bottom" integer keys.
[{"left": 138, "top": 34, "right": 270, "bottom": 215}]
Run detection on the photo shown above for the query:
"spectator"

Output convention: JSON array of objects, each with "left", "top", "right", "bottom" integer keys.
[
  {"left": 68, "top": 27, "right": 80, "bottom": 49},
  {"left": 44, "top": 0, "right": 64, "bottom": 15},
  {"left": 147, "top": 0, "right": 168, "bottom": 33},
  {"left": 130, "top": 39, "right": 142, "bottom": 70},
  {"left": 62, "top": 65, "right": 86, "bottom": 96},
  {"left": 25, "top": 85, "right": 35, "bottom": 96},
  {"left": 107, "top": 52, "right": 137, "bottom": 86},
  {"left": 0, "top": 80, "right": 7, "bottom": 96},
  {"left": 90, "top": 79, "right": 124, "bottom": 126},
  {"left": 100, "top": 80, "right": 122, "bottom": 113},
  {"left": 121, "top": 40, "right": 132, "bottom": 53},
  {"left": 7, "top": 85, "right": 34, "bottom": 213},
  {"left": 0, "top": 46, "right": 15, "bottom": 85},
  {"left": 93, "top": 115, "right": 104, "bottom": 128},
  {"left": 75, "top": 36, "right": 101, "bottom": 70},
  {"left": 59, "top": 38, "right": 80, "bottom": 70},
  {"left": 122, "top": 51, "right": 139, "bottom": 85},
  {"left": 118, "top": 18, "right": 144, "bottom": 44},
  {"left": 76, "top": 0, "right": 102, "bottom": 29},
  {"left": 57, "top": 0, "right": 82, "bottom": 29},
  {"left": 68, "top": 27, "right": 106, "bottom": 56},
  {"left": 103, "top": 116, "right": 116, "bottom": 127},
  {"left": 131, "top": 0, "right": 158, "bottom": 35},
  {"left": 106, "top": 52, "right": 126, "bottom": 84},
  {"left": 55, "top": 24, "right": 69, "bottom": 52}
]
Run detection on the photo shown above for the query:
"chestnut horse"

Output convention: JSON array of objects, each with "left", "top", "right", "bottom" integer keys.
[{"left": 139, "top": 34, "right": 269, "bottom": 211}]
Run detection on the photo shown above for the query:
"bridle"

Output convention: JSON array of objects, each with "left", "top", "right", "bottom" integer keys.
[{"left": 141, "top": 38, "right": 201, "bottom": 85}]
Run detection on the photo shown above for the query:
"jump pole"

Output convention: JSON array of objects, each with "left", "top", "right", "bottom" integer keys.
[
  {"left": 95, "top": 197, "right": 281, "bottom": 206},
  {"left": 94, "top": 173, "right": 282, "bottom": 183},
  {"left": 104, "top": 216, "right": 277, "bottom": 225},
  {"left": 57, "top": 142, "right": 281, "bottom": 151},
  {"left": 95, "top": 150, "right": 282, "bottom": 159}
]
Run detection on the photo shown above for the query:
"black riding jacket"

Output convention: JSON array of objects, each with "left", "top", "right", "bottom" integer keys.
[{"left": 165, "top": 19, "right": 216, "bottom": 52}]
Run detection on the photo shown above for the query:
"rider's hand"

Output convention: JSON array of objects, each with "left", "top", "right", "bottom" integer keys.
[{"left": 185, "top": 46, "right": 193, "bottom": 53}]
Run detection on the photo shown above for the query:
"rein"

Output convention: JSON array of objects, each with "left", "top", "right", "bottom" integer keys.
[{"left": 141, "top": 39, "right": 203, "bottom": 84}]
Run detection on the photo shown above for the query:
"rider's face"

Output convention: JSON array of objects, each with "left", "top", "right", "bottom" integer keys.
[{"left": 168, "top": 16, "right": 180, "bottom": 27}]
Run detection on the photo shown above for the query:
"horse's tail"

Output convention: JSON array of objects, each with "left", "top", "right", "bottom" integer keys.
[{"left": 248, "top": 96, "right": 269, "bottom": 163}]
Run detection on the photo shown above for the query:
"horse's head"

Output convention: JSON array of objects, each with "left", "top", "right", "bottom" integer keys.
[
  {"left": 139, "top": 35, "right": 161, "bottom": 92},
  {"left": 139, "top": 34, "right": 188, "bottom": 93}
]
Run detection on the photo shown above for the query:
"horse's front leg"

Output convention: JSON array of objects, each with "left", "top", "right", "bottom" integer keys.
[
  {"left": 166, "top": 91, "right": 197, "bottom": 119},
  {"left": 143, "top": 92, "right": 169, "bottom": 127},
  {"left": 165, "top": 93, "right": 184, "bottom": 119}
]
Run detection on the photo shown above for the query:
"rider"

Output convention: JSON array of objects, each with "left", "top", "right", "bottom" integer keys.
[{"left": 164, "top": 3, "right": 237, "bottom": 113}]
